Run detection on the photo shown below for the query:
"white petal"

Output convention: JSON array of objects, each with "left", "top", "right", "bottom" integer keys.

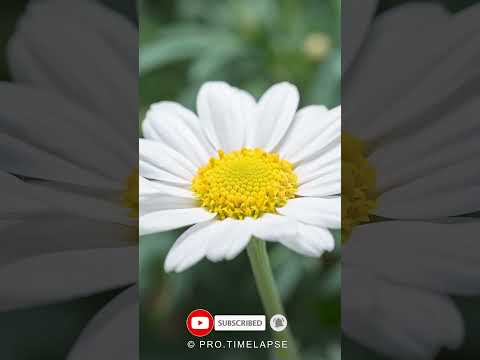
[
  {"left": 139, "top": 138, "right": 196, "bottom": 185},
  {"left": 27, "top": 181, "right": 132, "bottom": 226},
  {"left": 164, "top": 220, "right": 210, "bottom": 272},
  {"left": 139, "top": 176, "right": 195, "bottom": 216},
  {"left": 344, "top": 220, "right": 480, "bottom": 295},
  {"left": 0, "top": 84, "right": 130, "bottom": 188},
  {"left": 252, "top": 214, "right": 297, "bottom": 243},
  {"left": 345, "top": 4, "right": 480, "bottom": 143},
  {"left": 1, "top": 173, "right": 130, "bottom": 226},
  {"left": 374, "top": 157, "right": 480, "bottom": 219},
  {"left": 139, "top": 176, "right": 192, "bottom": 198},
  {"left": 250, "top": 82, "right": 299, "bottom": 151},
  {"left": 67, "top": 286, "right": 138, "bottom": 360},
  {"left": 296, "top": 163, "right": 340, "bottom": 197},
  {"left": 369, "top": 96, "right": 480, "bottom": 186},
  {"left": 344, "top": 3, "right": 449, "bottom": 137},
  {"left": 277, "top": 197, "right": 340, "bottom": 229},
  {"left": 253, "top": 215, "right": 334, "bottom": 257},
  {"left": 8, "top": 0, "right": 138, "bottom": 136},
  {"left": 139, "top": 160, "right": 190, "bottom": 186},
  {"left": 197, "top": 82, "right": 256, "bottom": 152},
  {"left": 276, "top": 105, "right": 329, "bottom": 158},
  {"left": 205, "top": 219, "right": 253, "bottom": 262},
  {"left": 278, "top": 105, "right": 340, "bottom": 164},
  {"left": 294, "top": 142, "right": 340, "bottom": 184},
  {"left": 142, "top": 101, "right": 215, "bottom": 166},
  {"left": 0, "top": 247, "right": 136, "bottom": 311},
  {"left": 296, "top": 222, "right": 335, "bottom": 255},
  {"left": 342, "top": 0, "right": 378, "bottom": 73},
  {"left": 0, "top": 172, "right": 50, "bottom": 217},
  {"left": 370, "top": 97, "right": 480, "bottom": 218},
  {"left": 0, "top": 218, "right": 134, "bottom": 268},
  {"left": 343, "top": 268, "right": 463, "bottom": 359},
  {"left": 139, "top": 208, "right": 215, "bottom": 236},
  {"left": 140, "top": 194, "right": 196, "bottom": 217},
  {"left": 225, "top": 226, "right": 254, "bottom": 260},
  {"left": 165, "top": 219, "right": 254, "bottom": 272},
  {"left": 345, "top": 3, "right": 449, "bottom": 123}
]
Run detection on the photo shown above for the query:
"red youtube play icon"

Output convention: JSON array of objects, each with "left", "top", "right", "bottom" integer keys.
[{"left": 186, "top": 309, "right": 214, "bottom": 337}]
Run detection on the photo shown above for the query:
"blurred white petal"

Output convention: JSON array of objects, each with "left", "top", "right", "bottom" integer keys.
[
  {"left": 8, "top": 0, "right": 137, "bottom": 136},
  {"left": 345, "top": 220, "right": 480, "bottom": 295},
  {"left": 67, "top": 286, "right": 138, "bottom": 360},
  {"left": 343, "top": 268, "right": 463, "bottom": 360},
  {"left": 0, "top": 84, "right": 131, "bottom": 188},
  {"left": 0, "top": 247, "right": 136, "bottom": 311},
  {"left": 342, "top": 0, "right": 378, "bottom": 73}
]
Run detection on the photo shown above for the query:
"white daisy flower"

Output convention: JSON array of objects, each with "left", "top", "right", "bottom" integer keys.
[
  {"left": 343, "top": 2, "right": 480, "bottom": 359},
  {"left": 140, "top": 82, "right": 341, "bottom": 272},
  {"left": 0, "top": 1, "right": 138, "bottom": 359}
]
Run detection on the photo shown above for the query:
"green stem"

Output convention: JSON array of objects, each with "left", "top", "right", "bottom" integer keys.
[{"left": 247, "top": 238, "right": 301, "bottom": 360}]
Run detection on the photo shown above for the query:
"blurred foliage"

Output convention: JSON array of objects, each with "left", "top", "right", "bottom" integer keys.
[
  {"left": 139, "top": 0, "right": 341, "bottom": 116},
  {"left": 0, "top": 1, "right": 26, "bottom": 81}
]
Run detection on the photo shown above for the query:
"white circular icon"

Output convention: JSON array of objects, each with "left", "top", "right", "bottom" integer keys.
[{"left": 270, "top": 314, "right": 288, "bottom": 332}]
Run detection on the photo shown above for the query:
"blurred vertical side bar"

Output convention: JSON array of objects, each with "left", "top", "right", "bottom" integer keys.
[
  {"left": 342, "top": 0, "right": 480, "bottom": 359},
  {"left": 0, "top": 0, "right": 139, "bottom": 359}
]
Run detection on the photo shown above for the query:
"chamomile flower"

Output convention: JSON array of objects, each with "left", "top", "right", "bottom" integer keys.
[
  {"left": 342, "top": 2, "right": 480, "bottom": 359},
  {"left": 0, "top": 1, "right": 138, "bottom": 358},
  {"left": 140, "top": 82, "right": 341, "bottom": 272}
]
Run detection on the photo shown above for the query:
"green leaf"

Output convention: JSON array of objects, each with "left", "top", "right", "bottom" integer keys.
[
  {"left": 306, "top": 49, "right": 341, "bottom": 107},
  {"left": 140, "top": 25, "right": 241, "bottom": 75},
  {"left": 188, "top": 40, "right": 247, "bottom": 82}
]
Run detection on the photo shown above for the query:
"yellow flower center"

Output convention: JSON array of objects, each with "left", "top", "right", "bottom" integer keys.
[
  {"left": 342, "top": 132, "right": 377, "bottom": 240},
  {"left": 123, "top": 168, "right": 139, "bottom": 218},
  {"left": 192, "top": 148, "right": 298, "bottom": 220}
]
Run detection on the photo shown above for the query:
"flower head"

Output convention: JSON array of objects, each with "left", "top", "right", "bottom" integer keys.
[
  {"left": 140, "top": 82, "right": 341, "bottom": 272},
  {"left": 192, "top": 148, "right": 298, "bottom": 220},
  {"left": 341, "top": 132, "right": 377, "bottom": 239}
]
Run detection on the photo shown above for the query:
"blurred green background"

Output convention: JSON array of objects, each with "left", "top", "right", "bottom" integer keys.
[{"left": 139, "top": 0, "right": 341, "bottom": 115}]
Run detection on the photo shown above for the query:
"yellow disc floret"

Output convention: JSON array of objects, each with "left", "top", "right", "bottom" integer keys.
[
  {"left": 192, "top": 148, "right": 298, "bottom": 220},
  {"left": 123, "top": 168, "right": 139, "bottom": 218},
  {"left": 342, "top": 132, "right": 377, "bottom": 240}
]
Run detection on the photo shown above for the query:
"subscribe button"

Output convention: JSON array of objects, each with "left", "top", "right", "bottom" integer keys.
[
  {"left": 215, "top": 315, "right": 266, "bottom": 331},
  {"left": 187, "top": 310, "right": 266, "bottom": 337}
]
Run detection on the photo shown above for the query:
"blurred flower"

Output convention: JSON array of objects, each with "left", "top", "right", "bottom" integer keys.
[
  {"left": 343, "top": 2, "right": 480, "bottom": 359},
  {"left": 123, "top": 169, "right": 140, "bottom": 219},
  {"left": 0, "top": 0, "right": 138, "bottom": 358},
  {"left": 341, "top": 133, "right": 377, "bottom": 240},
  {"left": 140, "top": 82, "right": 341, "bottom": 272},
  {"left": 303, "top": 32, "right": 331, "bottom": 62}
]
